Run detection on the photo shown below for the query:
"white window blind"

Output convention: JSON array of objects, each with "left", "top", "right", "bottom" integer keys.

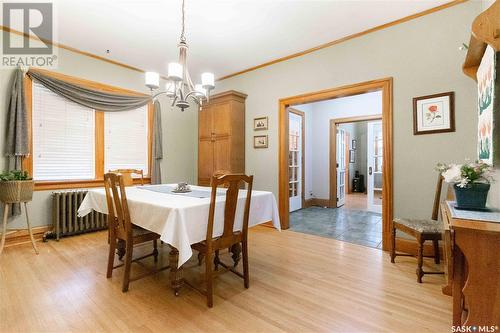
[
  {"left": 32, "top": 82, "right": 95, "bottom": 181},
  {"left": 104, "top": 106, "right": 149, "bottom": 176}
]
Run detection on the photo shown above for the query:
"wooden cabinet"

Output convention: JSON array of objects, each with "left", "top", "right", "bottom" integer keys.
[
  {"left": 198, "top": 91, "right": 246, "bottom": 186},
  {"left": 441, "top": 201, "right": 500, "bottom": 327}
]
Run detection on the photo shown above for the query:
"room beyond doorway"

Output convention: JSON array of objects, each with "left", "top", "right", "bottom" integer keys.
[{"left": 278, "top": 78, "right": 393, "bottom": 250}]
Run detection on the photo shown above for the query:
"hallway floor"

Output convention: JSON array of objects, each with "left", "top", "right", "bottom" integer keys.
[{"left": 289, "top": 206, "right": 383, "bottom": 248}]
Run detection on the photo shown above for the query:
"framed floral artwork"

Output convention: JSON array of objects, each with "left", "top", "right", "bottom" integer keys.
[{"left": 413, "top": 92, "right": 455, "bottom": 135}]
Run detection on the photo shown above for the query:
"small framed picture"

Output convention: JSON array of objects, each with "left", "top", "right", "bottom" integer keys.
[
  {"left": 349, "top": 150, "right": 356, "bottom": 163},
  {"left": 413, "top": 92, "right": 455, "bottom": 135},
  {"left": 254, "top": 117, "right": 269, "bottom": 131},
  {"left": 351, "top": 139, "right": 357, "bottom": 150},
  {"left": 254, "top": 135, "right": 268, "bottom": 148}
]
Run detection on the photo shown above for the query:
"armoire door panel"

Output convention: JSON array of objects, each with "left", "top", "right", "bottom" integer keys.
[
  {"left": 198, "top": 139, "right": 214, "bottom": 182},
  {"left": 199, "top": 106, "right": 213, "bottom": 139},
  {"left": 212, "top": 103, "right": 231, "bottom": 136},
  {"left": 214, "top": 137, "right": 231, "bottom": 173}
]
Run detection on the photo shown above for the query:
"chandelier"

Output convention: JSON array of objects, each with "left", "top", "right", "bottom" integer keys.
[{"left": 144, "top": 0, "right": 215, "bottom": 111}]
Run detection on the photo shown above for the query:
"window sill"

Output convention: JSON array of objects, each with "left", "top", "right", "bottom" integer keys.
[{"left": 34, "top": 178, "right": 151, "bottom": 191}]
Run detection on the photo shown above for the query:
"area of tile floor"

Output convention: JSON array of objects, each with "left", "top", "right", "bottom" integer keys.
[{"left": 289, "top": 206, "right": 383, "bottom": 248}]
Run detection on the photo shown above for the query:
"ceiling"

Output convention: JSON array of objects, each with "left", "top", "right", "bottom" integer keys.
[{"left": 3, "top": 0, "right": 452, "bottom": 81}]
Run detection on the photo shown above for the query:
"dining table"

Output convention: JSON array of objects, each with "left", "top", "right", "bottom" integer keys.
[{"left": 77, "top": 183, "right": 281, "bottom": 295}]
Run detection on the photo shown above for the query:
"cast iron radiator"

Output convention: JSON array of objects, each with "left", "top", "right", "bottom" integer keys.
[{"left": 51, "top": 190, "right": 107, "bottom": 240}]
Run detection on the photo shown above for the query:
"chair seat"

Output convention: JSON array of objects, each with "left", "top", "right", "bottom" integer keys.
[{"left": 394, "top": 218, "right": 443, "bottom": 234}]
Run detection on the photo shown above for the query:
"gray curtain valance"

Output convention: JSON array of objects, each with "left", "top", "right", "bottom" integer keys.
[
  {"left": 27, "top": 70, "right": 151, "bottom": 112},
  {"left": 5, "top": 68, "right": 163, "bottom": 185}
]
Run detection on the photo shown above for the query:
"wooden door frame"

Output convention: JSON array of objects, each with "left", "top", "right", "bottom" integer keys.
[
  {"left": 278, "top": 78, "right": 393, "bottom": 251},
  {"left": 288, "top": 108, "right": 306, "bottom": 209},
  {"left": 330, "top": 115, "right": 382, "bottom": 208}
]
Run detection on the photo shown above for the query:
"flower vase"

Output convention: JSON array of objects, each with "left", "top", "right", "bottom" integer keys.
[{"left": 453, "top": 183, "right": 490, "bottom": 210}]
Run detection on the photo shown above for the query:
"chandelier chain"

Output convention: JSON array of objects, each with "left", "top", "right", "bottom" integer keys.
[{"left": 180, "top": 0, "right": 186, "bottom": 42}]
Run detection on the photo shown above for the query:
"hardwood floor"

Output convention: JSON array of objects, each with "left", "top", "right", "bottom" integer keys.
[{"left": 0, "top": 226, "right": 451, "bottom": 332}]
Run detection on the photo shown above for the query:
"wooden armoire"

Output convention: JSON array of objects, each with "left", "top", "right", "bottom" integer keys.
[{"left": 198, "top": 90, "right": 247, "bottom": 186}]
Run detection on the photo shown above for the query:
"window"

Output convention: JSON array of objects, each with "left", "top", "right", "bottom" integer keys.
[
  {"left": 26, "top": 73, "right": 152, "bottom": 190},
  {"left": 32, "top": 82, "right": 95, "bottom": 181},
  {"left": 105, "top": 106, "right": 149, "bottom": 175}
]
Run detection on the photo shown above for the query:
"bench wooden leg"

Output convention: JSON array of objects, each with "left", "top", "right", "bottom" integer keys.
[
  {"left": 416, "top": 236, "right": 424, "bottom": 283},
  {"left": 433, "top": 239, "right": 440, "bottom": 264},
  {"left": 390, "top": 224, "right": 396, "bottom": 263}
]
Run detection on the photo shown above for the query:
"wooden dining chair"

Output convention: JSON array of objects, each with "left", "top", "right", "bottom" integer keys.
[
  {"left": 109, "top": 169, "right": 144, "bottom": 186},
  {"left": 191, "top": 173, "right": 253, "bottom": 307},
  {"left": 104, "top": 172, "right": 166, "bottom": 292},
  {"left": 390, "top": 174, "right": 445, "bottom": 283}
]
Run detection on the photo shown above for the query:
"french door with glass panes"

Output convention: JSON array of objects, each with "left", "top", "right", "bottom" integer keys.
[
  {"left": 367, "top": 121, "right": 383, "bottom": 213},
  {"left": 289, "top": 112, "right": 303, "bottom": 212},
  {"left": 336, "top": 127, "right": 346, "bottom": 207}
]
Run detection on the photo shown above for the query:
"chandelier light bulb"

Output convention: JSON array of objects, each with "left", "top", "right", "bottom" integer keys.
[
  {"left": 145, "top": 72, "right": 160, "bottom": 90},
  {"left": 168, "top": 63, "right": 183, "bottom": 81},
  {"left": 201, "top": 72, "right": 215, "bottom": 90}
]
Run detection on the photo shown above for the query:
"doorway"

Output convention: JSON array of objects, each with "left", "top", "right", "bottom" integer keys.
[
  {"left": 331, "top": 116, "right": 383, "bottom": 214},
  {"left": 279, "top": 78, "right": 393, "bottom": 250}
]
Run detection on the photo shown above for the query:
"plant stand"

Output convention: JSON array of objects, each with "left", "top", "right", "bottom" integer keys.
[
  {"left": 0, "top": 202, "right": 38, "bottom": 255},
  {"left": 0, "top": 180, "right": 38, "bottom": 256}
]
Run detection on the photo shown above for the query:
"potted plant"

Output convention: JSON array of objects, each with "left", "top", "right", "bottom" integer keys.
[
  {"left": 436, "top": 160, "right": 494, "bottom": 210},
  {"left": 0, "top": 170, "right": 34, "bottom": 203}
]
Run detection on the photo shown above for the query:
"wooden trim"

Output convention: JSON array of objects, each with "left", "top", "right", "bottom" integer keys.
[
  {"left": 0, "top": 26, "right": 165, "bottom": 78},
  {"left": 304, "top": 198, "right": 331, "bottom": 208},
  {"left": 412, "top": 91, "right": 455, "bottom": 135},
  {"left": 95, "top": 111, "right": 105, "bottom": 180},
  {"left": 330, "top": 115, "right": 382, "bottom": 208},
  {"left": 3, "top": 225, "right": 51, "bottom": 248},
  {"left": 147, "top": 103, "right": 154, "bottom": 177},
  {"left": 23, "top": 69, "right": 154, "bottom": 191},
  {"left": 279, "top": 78, "right": 393, "bottom": 252},
  {"left": 22, "top": 75, "right": 33, "bottom": 175},
  {"left": 218, "top": 0, "right": 468, "bottom": 81},
  {"left": 288, "top": 108, "right": 306, "bottom": 209},
  {"left": 34, "top": 178, "right": 150, "bottom": 191}
]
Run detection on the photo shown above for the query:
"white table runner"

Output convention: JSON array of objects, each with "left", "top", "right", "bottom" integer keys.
[{"left": 77, "top": 184, "right": 280, "bottom": 266}]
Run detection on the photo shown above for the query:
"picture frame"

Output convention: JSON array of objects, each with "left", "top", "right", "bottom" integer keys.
[
  {"left": 254, "top": 135, "right": 268, "bottom": 148},
  {"left": 254, "top": 117, "right": 269, "bottom": 131},
  {"left": 351, "top": 139, "right": 357, "bottom": 150},
  {"left": 413, "top": 92, "right": 455, "bottom": 135},
  {"left": 349, "top": 150, "right": 356, "bottom": 163}
]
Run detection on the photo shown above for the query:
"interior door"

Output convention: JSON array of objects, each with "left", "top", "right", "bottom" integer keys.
[
  {"left": 367, "top": 121, "right": 383, "bottom": 213},
  {"left": 336, "top": 127, "right": 346, "bottom": 207},
  {"left": 289, "top": 112, "right": 303, "bottom": 212}
]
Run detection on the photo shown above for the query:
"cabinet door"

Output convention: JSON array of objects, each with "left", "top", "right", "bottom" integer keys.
[
  {"left": 199, "top": 106, "right": 213, "bottom": 140},
  {"left": 212, "top": 102, "right": 231, "bottom": 136},
  {"left": 213, "top": 137, "right": 231, "bottom": 173},
  {"left": 198, "top": 139, "right": 214, "bottom": 185}
]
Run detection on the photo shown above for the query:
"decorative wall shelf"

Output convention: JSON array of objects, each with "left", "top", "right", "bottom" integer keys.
[{"left": 463, "top": 1, "right": 500, "bottom": 81}]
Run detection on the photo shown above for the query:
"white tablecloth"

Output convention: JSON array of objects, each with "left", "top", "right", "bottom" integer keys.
[{"left": 77, "top": 184, "right": 280, "bottom": 266}]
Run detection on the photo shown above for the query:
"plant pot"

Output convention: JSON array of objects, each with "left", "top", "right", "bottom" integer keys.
[
  {"left": 453, "top": 183, "right": 490, "bottom": 210},
  {"left": 0, "top": 180, "right": 34, "bottom": 203}
]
